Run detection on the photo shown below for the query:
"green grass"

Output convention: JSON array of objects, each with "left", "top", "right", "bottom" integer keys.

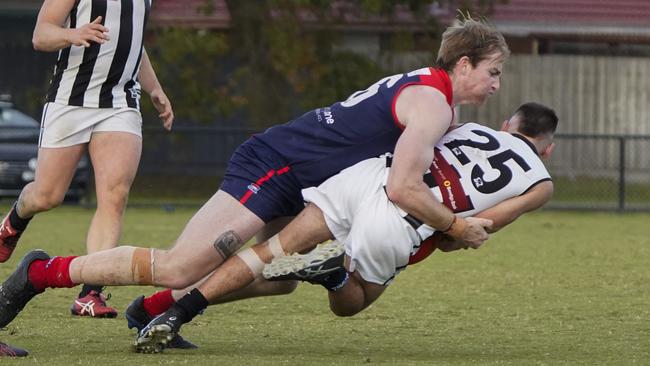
[{"left": 0, "top": 206, "right": 649, "bottom": 365}]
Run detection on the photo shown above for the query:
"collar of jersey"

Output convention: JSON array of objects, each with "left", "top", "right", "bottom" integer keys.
[{"left": 511, "top": 133, "right": 539, "bottom": 156}]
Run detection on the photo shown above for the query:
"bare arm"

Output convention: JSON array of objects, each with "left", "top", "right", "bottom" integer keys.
[
  {"left": 437, "top": 181, "right": 554, "bottom": 252},
  {"left": 387, "top": 85, "right": 492, "bottom": 246},
  {"left": 32, "top": 0, "right": 109, "bottom": 52},
  {"left": 480, "top": 181, "right": 553, "bottom": 232},
  {"left": 139, "top": 49, "right": 174, "bottom": 130}
]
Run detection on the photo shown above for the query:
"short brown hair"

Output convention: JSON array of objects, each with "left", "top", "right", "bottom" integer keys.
[{"left": 435, "top": 18, "right": 510, "bottom": 72}]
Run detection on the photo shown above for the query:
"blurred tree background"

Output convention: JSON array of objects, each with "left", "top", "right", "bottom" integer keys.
[
  {"left": 3, "top": 0, "right": 503, "bottom": 129},
  {"left": 141, "top": 0, "right": 503, "bottom": 129}
]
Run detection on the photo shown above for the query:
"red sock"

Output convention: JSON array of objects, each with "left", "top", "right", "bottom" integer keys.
[
  {"left": 28, "top": 256, "right": 78, "bottom": 292},
  {"left": 143, "top": 289, "right": 175, "bottom": 317}
]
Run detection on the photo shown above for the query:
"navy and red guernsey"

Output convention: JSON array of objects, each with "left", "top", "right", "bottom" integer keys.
[{"left": 222, "top": 67, "right": 453, "bottom": 222}]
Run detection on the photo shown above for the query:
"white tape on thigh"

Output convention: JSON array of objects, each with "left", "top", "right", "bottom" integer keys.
[
  {"left": 267, "top": 234, "right": 286, "bottom": 258},
  {"left": 237, "top": 248, "right": 265, "bottom": 275}
]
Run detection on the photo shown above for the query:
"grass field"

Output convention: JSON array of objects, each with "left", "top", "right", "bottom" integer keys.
[{"left": 0, "top": 205, "right": 649, "bottom": 365}]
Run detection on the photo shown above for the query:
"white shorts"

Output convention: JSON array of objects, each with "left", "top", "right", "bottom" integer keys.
[
  {"left": 302, "top": 156, "right": 422, "bottom": 286},
  {"left": 39, "top": 102, "right": 142, "bottom": 148}
]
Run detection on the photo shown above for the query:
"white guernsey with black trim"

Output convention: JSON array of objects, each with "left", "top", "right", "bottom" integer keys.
[
  {"left": 301, "top": 122, "right": 551, "bottom": 285},
  {"left": 394, "top": 122, "right": 551, "bottom": 242}
]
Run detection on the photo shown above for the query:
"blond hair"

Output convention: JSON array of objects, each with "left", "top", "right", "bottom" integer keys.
[{"left": 435, "top": 17, "right": 510, "bottom": 72}]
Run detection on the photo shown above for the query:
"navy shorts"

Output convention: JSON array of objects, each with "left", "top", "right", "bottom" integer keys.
[{"left": 220, "top": 138, "right": 305, "bottom": 223}]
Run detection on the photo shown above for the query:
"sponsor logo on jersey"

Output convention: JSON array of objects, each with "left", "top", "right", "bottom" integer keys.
[
  {"left": 247, "top": 183, "right": 260, "bottom": 194},
  {"left": 323, "top": 108, "right": 335, "bottom": 124},
  {"left": 128, "top": 86, "right": 141, "bottom": 100},
  {"left": 430, "top": 148, "right": 472, "bottom": 212},
  {"left": 442, "top": 179, "right": 458, "bottom": 210},
  {"left": 315, "top": 107, "right": 335, "bottom": 124}
]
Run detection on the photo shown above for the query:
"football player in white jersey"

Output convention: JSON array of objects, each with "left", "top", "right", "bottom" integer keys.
[
  {"left": 0, "top": 0, "right": 173, "bottom": 318},
  {"left": 129, "top": 102, "right": 557, "bottom": 351}
]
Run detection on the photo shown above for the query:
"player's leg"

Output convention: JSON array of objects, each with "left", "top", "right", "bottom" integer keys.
[
  {"left": 132, "top": 157, "right": 386, "bottom": 351},
  {"left": 64, "top": 190, "right": 267, "bottom": 288},
  {"left": 209, "top": 216, "right": 300, "bottom": 302},
  {"left": 165, "top": 216, "right": 298, "bottom": 302},
  {"left": 124, "top": 265, "right": 299, "bottom": 350},
  {"left": 83, "top": 108, "right": 143, "bottom": 253},
  {"left": 146, "top": 135, "right": 306, "bottom": 289},
  {"left": 325, "top": 185, "right": 416, "bottom": 316},
  {"left": 16, "top": 145, "right": 85, "bottom": 215},
  {"left": 197, "top": 203, "right": 332, "bottom": 301},
  {"left": 129, "top": 140, "right": 305, "bottom": 350},
  {"left": 163, "top": 216, "right": 298, "bottom": 305},
  {"left": 129, "top": 152, "right": 305, "bottom": 320},
  {"left": 126, "top": 216, "right": 299, "bottom": 337},
  {"left": 153, "top": 190, "right": 267, "bottom": 287},
  {"left": 67, "top": 108, "right": 142, "bottom": 317},
  {"left": 0, "top": 144, "right": 85, "bottom": 261},
  {"left": 0, "top": 190, "right": 268, "bottom": 328},
  {"left": 254, "top": 216, "right": 294, "bottom": 243},
  {"left": 0, "top": 190, "right": 282, "bottom": 335},
  {"left": 327, "top": 270, "right": 386, "bottom": 316},
  {"left": 134, "top": 203, "right": 333, "bottom": 353},
  {"left": 209, "top": 276, "right": 299, "bottom": 304},
  {"left": 85, "top": 131, "right": 141, "bottom": 253},
  {"left": 70, "top": 130, "right": 142, "bottom": 317},
  {"left": 123, "top": 217, "right": 300, "bottom": 349},
  {"left": 0, "top": 104, "right": 94, "bottom": 263}
]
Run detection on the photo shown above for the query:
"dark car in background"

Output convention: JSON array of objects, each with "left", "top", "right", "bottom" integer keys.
[{"left": 0, "top": 99, "right": 90, "bottom": 202}]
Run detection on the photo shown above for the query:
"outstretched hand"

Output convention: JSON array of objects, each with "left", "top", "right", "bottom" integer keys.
[
  {"left": 149, "top": 89, "right": 174, "bottom": 130},
  {"left": 70, "top": 16, "right": 109, "bottom": 47}
]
